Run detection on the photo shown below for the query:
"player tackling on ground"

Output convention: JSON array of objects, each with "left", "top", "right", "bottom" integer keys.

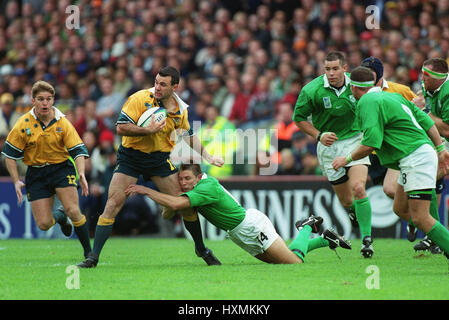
[{"left": 125, "top": 162, "right": 351, "bottom": 264}]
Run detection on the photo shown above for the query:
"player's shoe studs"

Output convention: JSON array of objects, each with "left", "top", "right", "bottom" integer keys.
[
  {"left": 361, "top": 236, "right": 374, "bottom": 258},
  {"left": 295, "top": 215, "right": 324, "bottom": 233},
  {"left": 196, "top": 248, "right": 221, "bottom": 266},
  {"left": 77, "top": 252, "right": 98, "bottom": 268},
  {"left": 322, "top": 228, "right": 352, "bottom": 250},
  {"left": 406, "top": 224, "right": 417, "bottom": 242}
]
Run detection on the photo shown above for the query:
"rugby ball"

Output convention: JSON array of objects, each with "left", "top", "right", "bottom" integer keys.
[{"left": 137, "top": 107, "right": 167, "bottom": 127}]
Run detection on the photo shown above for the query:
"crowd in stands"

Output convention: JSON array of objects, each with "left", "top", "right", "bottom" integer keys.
[{"left": 0, "top": 0, "right": 448, "bottom": 232}]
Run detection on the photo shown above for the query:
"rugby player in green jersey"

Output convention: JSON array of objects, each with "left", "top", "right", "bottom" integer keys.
[
  {"left": 293, "top": 51, "right": 374, "bottom": 258},
  {"left": 332, "top": 66, "right": 449, "bottom": 262},
  {"left": 125, "top": 163, "right": 351, "bottom": 265}
]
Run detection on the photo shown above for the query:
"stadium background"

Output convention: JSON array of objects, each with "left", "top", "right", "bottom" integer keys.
[{"left": 0, "top": 0, "right": 448, "bottom": 240}]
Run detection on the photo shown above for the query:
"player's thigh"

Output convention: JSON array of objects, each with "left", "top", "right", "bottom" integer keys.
[
  {"left": 383, "top": 169, "right": 399, "bottom": 199},
  {"left": 392, "top": 184, "right": 409, "bottom": 220},
  {"left": 331, "top": 181, "right": 353, "bottom": 208},
  {"left": 30, "top": 196, "right": 55, "bottom": 230},
  {"left": 55, "top": 186, "right": 82, "bottom": 220},
  {"left": 255, "top": 237, "right": 302, "bottom": 264},
  {"left": 152, "top": 172, "right": 181, "bottom": 195},
  {"left": 103, "top": 172, "right": 138, "bottom": 218}
]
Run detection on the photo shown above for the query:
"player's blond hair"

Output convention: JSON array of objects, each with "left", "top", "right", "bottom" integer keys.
[{"left": 31, "top": 80, "right": 55, "bottom": 98}]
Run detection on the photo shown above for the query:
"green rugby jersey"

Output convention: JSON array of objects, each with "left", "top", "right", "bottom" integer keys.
[
  {"left": 423, "top": 77, "right": 449, "bottom": 123},
  {"left": 182, "top": 175, "right": 246, "bottom": 231},
  {"left": 293, "top": 73, "right": 359, "bottom": 140},
  {"left": 358, "top": 87, "right": 434, "bottom": 170}
]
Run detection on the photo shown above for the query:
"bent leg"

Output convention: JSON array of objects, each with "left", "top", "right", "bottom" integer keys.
[
  {"left": 56, "top": 186, "right": 92, "bottom": 256},
  {"left": 31, "top": 197, "right": 56, "bottom": 231},
  {"left": 383, "top": 169, "right": 399, "bottom": 199},
  {"left": 348, "top": 165, "right": 372, "bottom": 239}
]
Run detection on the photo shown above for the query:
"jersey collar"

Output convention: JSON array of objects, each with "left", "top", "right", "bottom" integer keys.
[
  {"left": 30, "top": 106, "right": 65, "bottom": 120},
  {"left": 367, "top": 87, "right": 382, "bottom": 93},
  {"left": 323, "top": 73, "right": 351, "bottom": 97}
]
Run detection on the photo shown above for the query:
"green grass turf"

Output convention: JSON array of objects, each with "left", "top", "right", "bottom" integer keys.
[{"left": 0, "top": 238, "right": 448, "bottom": 300}]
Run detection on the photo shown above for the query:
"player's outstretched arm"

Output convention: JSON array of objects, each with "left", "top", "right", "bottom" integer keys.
[
  {"left": 74, "top": 156, "right": 89, "bottom": 197},
  {"left": 428, "top": 113, "right": 449, "bottom": 139},
  {"left": 332, "top": 145, "right": 374, "bottom": 170},
  {"left": 185, "top": 134, "right": 224, "bottom": 167},
  {"left": 125, "top": 184, "right": 191, "bottom": 211}
]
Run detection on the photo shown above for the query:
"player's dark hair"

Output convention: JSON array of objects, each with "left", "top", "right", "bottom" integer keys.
[
  {"left": 325, "top": 51, "right": 346, "bottom": 66},
  {"left": 180, "top": 162, "right": 203, "bottom": 176},
  {"left": 350, "top": 66, "right": 375, "bottom": 84},
  {"left": 158, "top": 66, "right": 180, "bottom": 85},
  {"left": 423, "top": 58, "right": 449, "bottom": 74}
]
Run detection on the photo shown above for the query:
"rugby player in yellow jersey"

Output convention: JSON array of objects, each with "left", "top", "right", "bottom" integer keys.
[
  {"left": 78, "top": 67, "right": 224, "bottom": 268},
  {"left": 1, "top": 80, "right": 92, "bottom": 259}
]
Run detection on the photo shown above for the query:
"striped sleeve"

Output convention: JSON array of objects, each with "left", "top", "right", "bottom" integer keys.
[
  {"left": 67, "top": 143, "right": 89, "bottom": 159},
  {"left": 1, "top": 140, "right": 24, "bottom": 160},
  {"left": 116, "top": 110, "right": 136, "bottom": 125}
]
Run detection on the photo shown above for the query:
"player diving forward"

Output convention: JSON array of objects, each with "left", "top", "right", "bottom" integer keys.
[{"left": 125, "top": 163, "right": 352, "bottom": 265}]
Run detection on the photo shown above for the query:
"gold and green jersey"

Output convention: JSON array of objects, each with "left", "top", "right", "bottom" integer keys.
[
  {"left": 2, "top": 107, "right": 88, "bottom": 166},
  {"left": 116, "top": 89, "right": 191, "bottom": 154}
]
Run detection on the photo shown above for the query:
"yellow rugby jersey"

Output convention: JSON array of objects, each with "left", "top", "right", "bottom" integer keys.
[
  {"left": 117, "top": 89, "right": 191, "bottom": 154},
  {"left": 2, "top": 107, "right": 88, "bottom": 166},
  {"left": 384, "top": 81, "right": 417, "bottom": 101}
]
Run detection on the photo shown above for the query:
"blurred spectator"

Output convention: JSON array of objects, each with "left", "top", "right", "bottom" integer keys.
[
  {"left": 273, "top": 101, "right": 299, "bottom": 152},
  {"left": 245, "top": 75, "right": 278, "bottom": 129},
  {"left": 277, "top": 148, "right": 302, "bottom": 175},
  {"left": 96, "top": 76, "right": 125, "bottom": 131},
  {"left": 0, "top": 93, "right": 20, "bottom": 137},
  {"left": 74, "top": 100, "right": 109, "bottom": 139},
  {"left": 229, "top": 72, "right": 257, "bottom": 127}
]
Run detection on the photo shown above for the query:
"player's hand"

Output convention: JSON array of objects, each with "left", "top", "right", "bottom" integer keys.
[
  {"left": 412, "top": 96, "right": 425, "bottom": 110},
  {"left": 437, "top": 149, "right": 449, "bottom": 175},
  {"left": 320, "top": 132, "right": 338, "bottom": 147},
  {"left": 125, "top": 184, "right": 148, "bottom": 197},
  {"left": 161, "top": 206, "right": 176, "bottom": 219},
  {"left": 14, "top": 180, "right": 25, "bottom": 206},
  {"left": 144, "top": 115, "right": 166, "bottom": 134},
  {"left": 332, "top": 156, "right": 347, "bottom": 171},
  {"left": 79, "top": 173, "right": 89, "bottom": 197},
  {"left": 207, "top": 155, "right": 224, "bottom": 167}
]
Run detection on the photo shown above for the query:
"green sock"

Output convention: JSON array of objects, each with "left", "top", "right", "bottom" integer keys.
[
  {"left": 289, "top": 225, "right": 312, "bottom": 262},
  {"left": 52, "top": 206, "right": 66, "bottom": 224},
  {"left": 426, "top": 221, "right": 449, "bottom": 255},
  {"left": 429, "top": 189, "right": 440, "bottom": 221},
  {"left": 74, "top": 222, "right": 92, "bottom": 258},
  {"left": 307, "top": 237, "right": 329, "bottom": 252},
  {"left": 355, "top": 197, "right": 372, "bottom": 239}
]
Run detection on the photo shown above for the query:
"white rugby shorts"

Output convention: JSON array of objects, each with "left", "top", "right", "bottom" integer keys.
[
  {"left": 397, "top": 143, "right": 437, "bottom": 193},
  {"left": 317, "top": 132, "right": 371, "bottom": 182},
  {"left": 227, "top": 208, "right": 279, "bottom": 256}
]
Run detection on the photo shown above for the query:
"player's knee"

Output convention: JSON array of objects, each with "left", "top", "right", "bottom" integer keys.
[
  {"left": 352, "top": 182, "right": 367, "bottom": 200},
  {"left": 383, "top": 185, "right": 396, "bottom": 199},
  {"left": 37, "top": 219, "right": 54, "bottom": 231},
  {"left": 181, "top": 210, "right": 198, "bottom": 221}
]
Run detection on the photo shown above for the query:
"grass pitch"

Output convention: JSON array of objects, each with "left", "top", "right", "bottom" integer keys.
[{"left": 1, "top": 238, "right": 448, "bottom": 300}]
